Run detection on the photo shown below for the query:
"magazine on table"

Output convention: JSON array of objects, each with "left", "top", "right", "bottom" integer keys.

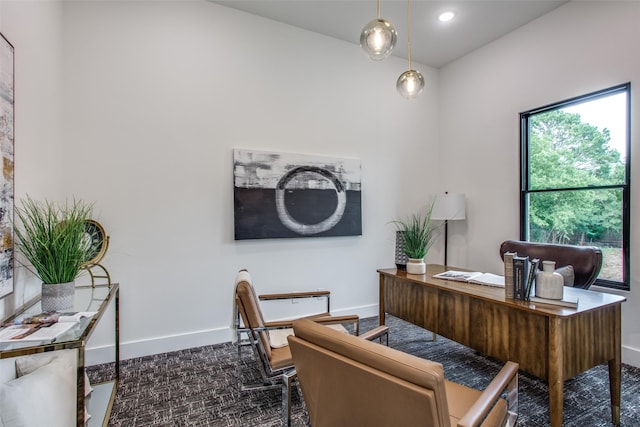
[
  {"left": 0, "top": 322, "right": 79, "bottom": 342},
  {"left": 432, "top": 270, "right": 505, "bottom": 288},
  {"left": 0, "top": 311, "right": 96, "bottom": 342}
]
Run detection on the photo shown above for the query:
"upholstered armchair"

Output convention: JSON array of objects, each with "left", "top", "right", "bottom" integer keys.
[
  {"left": 233, "top": 269, "right": 389, "bottom": 426},
  {"left": 499, "top": 240, "right": 602, "bottom": 289},
  {"left": 288, "top": 318, "right": 519, "bottom": 427}
]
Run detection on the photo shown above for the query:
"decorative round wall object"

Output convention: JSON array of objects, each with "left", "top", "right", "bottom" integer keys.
[{"left": 274, "top": 165, "right": 346, "bottom": 236}]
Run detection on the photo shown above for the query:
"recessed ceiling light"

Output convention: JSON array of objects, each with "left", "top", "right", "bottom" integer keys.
[{"left": 438, "top": 11, "right": 455, "bottom": 22}]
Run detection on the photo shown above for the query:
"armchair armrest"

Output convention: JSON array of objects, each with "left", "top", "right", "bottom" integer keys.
[
  {"left": 359, "top": 325, "right": 390, "bottom": 344},
  {"left": 308, "top": 314, "right": 360, "bottom": 335},
  {"left": 263, "top": 314, "right": 359, "bottom": 332},
  {"left": 259, "top": 290, "right": 332, "bottom": 317},
  {"left": 457, "top": 361, "right": 519, "bottom": 427},
  {"left": 259, "top": 290, "right": 330, "bottom": 300},
  {"left": 262, "top": 320, "right": 296, "bottom": 329},
  {"left": 310, "top": 314, "right": 358, "bottom": 323}
]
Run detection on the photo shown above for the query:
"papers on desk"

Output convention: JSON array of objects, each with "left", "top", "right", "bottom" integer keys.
[{"left": 432, "top": 271, "right": 505, "bottom": 288}]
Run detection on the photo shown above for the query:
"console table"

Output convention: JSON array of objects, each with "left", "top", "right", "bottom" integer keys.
[
  {"left": 378, "top": 266, "right": 625, "bottom": 427},
  {"left": 1, "top": 284, "right": 120, "bottom": 427}
]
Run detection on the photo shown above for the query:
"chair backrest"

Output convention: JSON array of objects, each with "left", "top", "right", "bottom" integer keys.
[
  {"left": 288, "top": 318, "right": 451, "bottom": 427},
  {"left": 235, "top": 270, "right": 273, "bottom": 361},
  {"left": 499, "top": 240, "right": 603, "bottom": 289}
]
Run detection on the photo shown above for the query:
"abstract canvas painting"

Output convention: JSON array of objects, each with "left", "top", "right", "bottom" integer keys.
[
  {"left": 234, "top": 149, "right": 362, "bottom": 240},
  {"left": 0, "top": 33, "right": 13, "bottom": 298}
]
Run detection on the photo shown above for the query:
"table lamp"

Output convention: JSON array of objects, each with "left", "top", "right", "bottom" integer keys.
[{"left": 431, "top": 193, "right": 466, "bottom": 266}]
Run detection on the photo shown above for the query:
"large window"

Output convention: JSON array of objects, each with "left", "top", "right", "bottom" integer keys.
[{"left": 520, "top": 83, "right": 630, "bottom": 290}]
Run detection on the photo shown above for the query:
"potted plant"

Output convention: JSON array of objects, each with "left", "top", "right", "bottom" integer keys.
[
  {"left": 392, "top": 203, "right": 438, "bottom": 274},
  {"left": 14, "top": 196, "right": 95, "bottom": 311}
]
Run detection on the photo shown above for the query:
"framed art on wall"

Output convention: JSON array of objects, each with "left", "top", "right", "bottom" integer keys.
[
  {"left": 233, "top": 149, "right": 362, "bottom": 240},
  {"left": 0, "top": 33, "right": 14, "bottom": 299}
]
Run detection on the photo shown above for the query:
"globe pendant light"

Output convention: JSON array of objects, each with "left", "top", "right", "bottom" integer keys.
[
  {"left": 397, "top": 69, "right": 424, "bottom": 99},
  {"left": 397, "top": 0, "right": 424, "bottom": 99},
  {"left": 360, "top": 0, "right": 397, "bottom": 60}
]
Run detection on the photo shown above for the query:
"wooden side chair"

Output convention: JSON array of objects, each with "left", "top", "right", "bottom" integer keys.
[{"left": 233, "top": 269, "right": 388, "bottom": 426}]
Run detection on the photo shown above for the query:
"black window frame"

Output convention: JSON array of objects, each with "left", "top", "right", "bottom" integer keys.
[{"left": 519, "top": 83, "right": 631, "bottom": 290}]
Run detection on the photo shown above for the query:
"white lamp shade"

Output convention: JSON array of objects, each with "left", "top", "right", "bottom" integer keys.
[{"left": 431, "top": 193, "right": 466, "bottom": 221}]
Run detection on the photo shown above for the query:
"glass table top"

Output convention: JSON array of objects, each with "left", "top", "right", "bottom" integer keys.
[{"left": 0, "top": 284, "right": 118, "bottom": 354}]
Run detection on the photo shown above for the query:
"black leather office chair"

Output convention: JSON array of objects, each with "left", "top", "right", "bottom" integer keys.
[{"left": 499, "top": 240, "right": 602, "bottom": 289}]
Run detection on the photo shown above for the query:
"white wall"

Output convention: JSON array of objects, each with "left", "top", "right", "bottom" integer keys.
[
  {"left": 0, "top": 0, "right": 64, "bottom": 321},
  {"left": 439, "top": 1, "right": 640, "bottom": 366},
  {"left": 0, "top": 1, "right": 442, "bottom": 363}
]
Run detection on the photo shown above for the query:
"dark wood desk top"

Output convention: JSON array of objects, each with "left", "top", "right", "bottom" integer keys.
[{"left": 378, "top": 265, "right": 626, "bottom": 317}]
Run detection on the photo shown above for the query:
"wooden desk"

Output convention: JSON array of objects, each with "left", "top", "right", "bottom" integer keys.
[{"left": 378, "top": 266, "right": 625, "bottom": 427}]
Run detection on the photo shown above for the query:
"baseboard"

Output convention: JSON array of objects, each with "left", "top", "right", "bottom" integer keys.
[
  {"left": 85, "top": 326, "right": 232, "bottom": 366},
  {"left": 622, "top": 344, "right": 640, "bottom": 368},
  {"left": 86, "top": 303, "right": 379, "bottom": 366},
  {"left": 331, "top": 303, "right": 379, "bottom": 320}
]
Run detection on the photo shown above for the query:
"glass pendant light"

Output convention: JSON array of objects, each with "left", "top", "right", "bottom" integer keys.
[
  {"left": 360, "top": 0, "right": 397, "bottom": 61},
  {"left": 397, "top": 0, "right": 424, "bottom": 99}
]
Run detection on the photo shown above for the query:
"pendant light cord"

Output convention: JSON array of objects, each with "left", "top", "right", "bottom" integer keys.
[
  {"left": 407, "top": 0, "right": 412, "bottom": 69},
  {"left": 377, "top": 0, "right": 381, "bottom": 19}
]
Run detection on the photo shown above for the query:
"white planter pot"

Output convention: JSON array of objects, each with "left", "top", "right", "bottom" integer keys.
[
  {"left": 41, "top": 281, "right": 76, "bottom": 312},
  {"left": 406, "top": 258, "right": 426, "bottom": 275}
]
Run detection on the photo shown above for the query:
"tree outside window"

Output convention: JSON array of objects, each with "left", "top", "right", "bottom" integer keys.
[{"left": 520, "top": 83, "right": 630, "bottom": 290}]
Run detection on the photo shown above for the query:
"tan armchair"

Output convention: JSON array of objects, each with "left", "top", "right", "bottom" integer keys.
[
  {"left": 288, "top": 318, "right": 519, "bottom": 427},
  {"left": 233, "top": 269, "right": 389, "bottom": 426}
]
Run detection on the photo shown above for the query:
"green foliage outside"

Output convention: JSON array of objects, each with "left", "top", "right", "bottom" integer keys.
[
  {"left": 529, "top": 110, "right": 625, "bottom": 245},
  {"left": 14, "top": 197, "right": 94, "bottom": 284}
]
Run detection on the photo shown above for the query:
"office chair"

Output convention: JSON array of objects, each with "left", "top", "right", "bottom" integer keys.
[{"left": 499, "top": 240, "right": 602, "bottom": 289}]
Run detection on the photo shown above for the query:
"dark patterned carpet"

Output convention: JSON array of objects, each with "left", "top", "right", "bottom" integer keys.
[{"left": 88, "top": 315, "right": 640, "bottom": 426}]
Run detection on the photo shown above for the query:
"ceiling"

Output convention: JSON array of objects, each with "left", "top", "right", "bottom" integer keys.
[{"left": 213, "top": 0, "right": 568, "bottom": 68}]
